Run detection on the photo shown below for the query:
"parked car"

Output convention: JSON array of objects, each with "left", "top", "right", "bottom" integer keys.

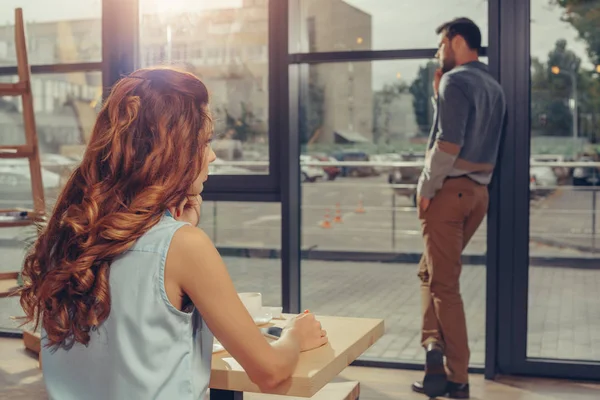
[
  {"left": 370, "top": 153, "right": 402, "bottom": 175},
  {"left": 387, "top": 152, "right": 560, "bottom": 206},
  {"left": 387, "top": 152, "right": 425, "bottom": 206},
  {"left": 530, "top": 166, "right": 558, "bottom": 198},
  {"left": 301, "top": 164, "right": 326, "bottom": 182},
  {"left": 531, "top": 155, "right": 570, "bottom": 185},
  {"left": 208, "top": 158, "right": 253, "bottom": 175},
  {"left": 308, "top": 154, "right": 341, "bottom": 180},
  {"left": 331, "top": 150, "right": 377, "bottom": 177},
  {"left": 572, "top": 167, "right": 600, "bottom": 186},
  {"left": 299, "top": 155, "right": 326, "bottom": 182}
]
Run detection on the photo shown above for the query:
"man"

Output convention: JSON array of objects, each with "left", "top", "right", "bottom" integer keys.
[{"left": 412, "top": 18, "right": 506, "bottom": 399}]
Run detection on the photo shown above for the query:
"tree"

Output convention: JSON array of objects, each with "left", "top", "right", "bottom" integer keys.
[
  {"left": 373, "top": 82, "right": 407, "bottom": 144},
  {"left": 551, "top": 0, "right": 600, "bottom": 142},
  {"left": 552, "top": 0, "right": 600, "bottom": 65},
  {"left": 409, "top": 61, "right": 438, "bottom": 136},
  {"left": 221, "top": 102, "right": 263, "bottom": 142},
  {"left": 531, "top": 40, "right": 581, "bottom": 137}
]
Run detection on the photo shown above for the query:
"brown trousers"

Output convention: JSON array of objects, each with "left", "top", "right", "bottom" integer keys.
[{"left": 417, "top": 177, "right": 488, "bottom": 384}]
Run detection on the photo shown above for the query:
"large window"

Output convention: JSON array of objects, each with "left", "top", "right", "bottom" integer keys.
[
  {"left": 139, "top": 0, "right": 270, "bottom": 175},
  {"left": 290, "top": 0, "right": 488, "bottom": 53},
  {"left": 527, "top": 0, "right": 600, "bottom": 362}
]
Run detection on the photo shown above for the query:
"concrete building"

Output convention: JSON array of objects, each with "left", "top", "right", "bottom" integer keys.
[{"left": 300, "top": 0, "right": 373, "bottom": 145}]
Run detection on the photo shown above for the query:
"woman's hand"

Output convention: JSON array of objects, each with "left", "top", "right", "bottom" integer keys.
[{"left": 284, "top": 312, "right": 328, "bottom": 352}]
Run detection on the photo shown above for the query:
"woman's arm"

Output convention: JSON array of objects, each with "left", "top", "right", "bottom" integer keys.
[{"left": 166, "top": 226, "right": 326, "bottom": 390}]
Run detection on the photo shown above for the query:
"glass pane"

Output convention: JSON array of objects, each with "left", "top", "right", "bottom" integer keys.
[
  {"left": 290, "top": 0, "right": 488, "bottom": 53},
  {"left": 139, "top": 0, "right": 269, "bottom": 174},
  {"left": 199, "top": 201, "right": 282, "bottom": 307},
  {"left": 299, "top": 59, "right": 488, "bottom": 364},
  {"left": 528, "top": 0, "right": 600, "bottom": 362},
  {"left": 0, "top": 0, "right": 102, "bottom": 65},
  {"left": 0, "top": 71, "right": 102, "bottom": 332}
]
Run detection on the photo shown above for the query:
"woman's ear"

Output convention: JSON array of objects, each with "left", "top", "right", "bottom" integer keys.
[{"left": 169, "top": 197, "right": 188, "bottom": 220}]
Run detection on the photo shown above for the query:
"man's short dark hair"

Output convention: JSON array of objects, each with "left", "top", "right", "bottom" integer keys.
[{"left": 436, "top": 17, "right": 482, "bottom": 51}]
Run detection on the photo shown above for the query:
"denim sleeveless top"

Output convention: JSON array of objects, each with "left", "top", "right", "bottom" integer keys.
[{"left": 41, "top": 212, "right": 214, "bottom": 400}]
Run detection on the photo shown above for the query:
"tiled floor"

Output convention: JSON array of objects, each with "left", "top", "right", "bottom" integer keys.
[
  {"left": 2, "top": 258, "right": 599, "bottom": 364},
  {"left": 3, "top": 336, "right": 600, "bottom": 400}
]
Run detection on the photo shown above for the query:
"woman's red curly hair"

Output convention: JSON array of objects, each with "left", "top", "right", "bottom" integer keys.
[{"left": 19, "top": 67, "right": 212, "bottom": 349}]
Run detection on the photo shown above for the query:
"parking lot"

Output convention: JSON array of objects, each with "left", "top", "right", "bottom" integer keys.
[
  {"left": 196, "top": 175, "right": 600, "bottom": 257},
  {"left": 2, "top": 173, "right": 600, "bottom": 259}
]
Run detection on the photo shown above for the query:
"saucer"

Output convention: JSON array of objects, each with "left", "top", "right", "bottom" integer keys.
[
  {"left": 252, "top": 308, "right": 274, "bottom": 325},
  {"left": 263, "top": 306, "right": 283, "bottom": 319}
]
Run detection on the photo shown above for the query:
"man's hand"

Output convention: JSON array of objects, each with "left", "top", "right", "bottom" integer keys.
[
  {"left": 419, "top": 196, "right": 431, "bottom": 214},
  {"left": 433, "top": 68, "right": 443, "bottom": 98}
]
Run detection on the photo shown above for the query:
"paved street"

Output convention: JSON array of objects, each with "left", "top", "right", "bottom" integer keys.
[
  {"left": 1, "top": 176, "right": 600, "bottom": 364},
  {"left": 2, "top": 176, "right": 600, "bottom": 257},
  {"left": 199, "top": 176, "right": 600, "bottom": 257}
]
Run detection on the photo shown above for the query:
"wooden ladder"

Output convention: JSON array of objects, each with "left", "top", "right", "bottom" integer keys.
[{"left": 0, "top": 8, "right": 45, "bottom": 298}]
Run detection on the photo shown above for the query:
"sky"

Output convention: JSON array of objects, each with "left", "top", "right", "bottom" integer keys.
[
  {"left": 0, "top": 0, "right": 243, "bottom": 22},
  {"left": 339, "top": 0, "right": 591, "bottom": 89},
  {"left": 0, "top": 0, "right": 593, "bottom": 90}
]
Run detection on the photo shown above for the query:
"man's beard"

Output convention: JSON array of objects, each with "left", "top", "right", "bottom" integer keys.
[
  {"left": 441, "top": 58, "right": 455, "bottom": 73},
  {"left": 441, "top": 52, "right": 456, "bottom": 73}
]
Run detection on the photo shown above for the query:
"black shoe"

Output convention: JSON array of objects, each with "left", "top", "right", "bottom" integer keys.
[
  {"left": 411, "top": 380, "right": 470, "bottom": 398},
  {"left": 447, "top": 382, "right": 470, "bottom": 399},
  {"left": 421, "top": 343, "right": 447, "bottom": 397},
  {"left": 411, "top": 380, "right": 426, "bottom": 394}
]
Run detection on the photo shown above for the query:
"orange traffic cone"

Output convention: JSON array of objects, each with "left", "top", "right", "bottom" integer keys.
[
  {"left": 333, "top": 202, "right": 343, "bottom": 223},
  {"left": 355, "top": 194, "right": 365, "bottom": 213},
  {"left": 320, "top": 209, "right": 332, "bottom": 228}
]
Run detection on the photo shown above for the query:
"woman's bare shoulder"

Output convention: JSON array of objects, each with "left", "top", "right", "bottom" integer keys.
[{"left": 166, "top": 225, "right": 221, "bottom": 278}]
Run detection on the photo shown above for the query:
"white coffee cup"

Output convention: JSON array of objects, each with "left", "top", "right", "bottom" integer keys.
[{"left": 238, "top": 292, "right": 262, "bottom": 318}]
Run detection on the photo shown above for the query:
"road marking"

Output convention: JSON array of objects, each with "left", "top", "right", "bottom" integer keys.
[
  {"left": 221, "top": 241, "right": 265, "bottom": 247},
  {"left": 0, "top": 200, "right": 33, "bottom": 206},
  {"left": 244, "top": 215, "right": 281, "bottom": 227}
]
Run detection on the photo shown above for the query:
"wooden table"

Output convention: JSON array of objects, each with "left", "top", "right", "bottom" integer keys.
[
  {"left": 17, "top": 314, "right": 384, "bottom": 399},
  {"left": 209, "top": 314, "right": 384, "bottom": 400}
]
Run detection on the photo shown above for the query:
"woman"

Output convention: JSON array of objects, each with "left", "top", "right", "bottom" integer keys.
[{"left": 19, "top": 67, "right": 327, "bottom": 400}]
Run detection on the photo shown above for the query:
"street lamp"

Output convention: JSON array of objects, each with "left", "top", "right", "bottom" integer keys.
[{"left": 551, "top": 66, "right": 578, "bottom": 158}]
